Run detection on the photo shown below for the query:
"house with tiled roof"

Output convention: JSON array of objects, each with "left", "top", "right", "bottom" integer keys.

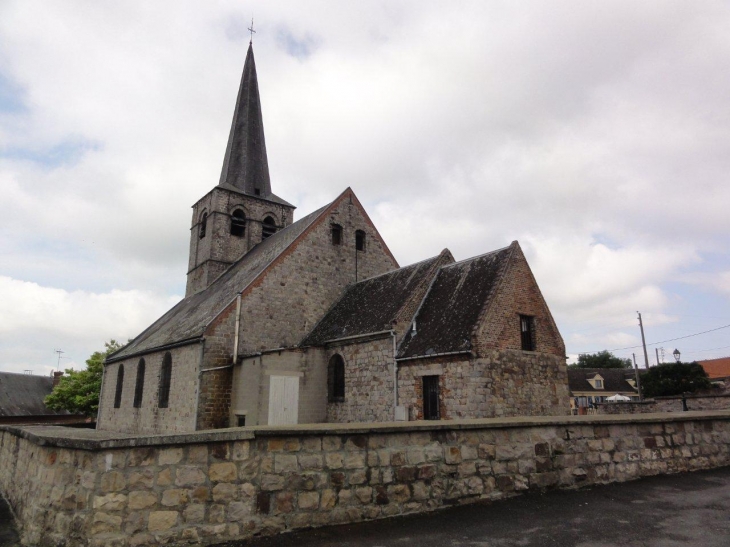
[
  {"left": 697, "top": 357, "right": 730, "bottom": 382},
  {"left": 97, "top": 43, "right": 569, "bottom": 434},
  {"left": 568, "top": 368, "right": 640, "bottom": 414}
]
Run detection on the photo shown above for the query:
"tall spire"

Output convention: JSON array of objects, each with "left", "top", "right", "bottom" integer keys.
[{"left": 218, "top": 42, "right": 271, "bottom": 197}]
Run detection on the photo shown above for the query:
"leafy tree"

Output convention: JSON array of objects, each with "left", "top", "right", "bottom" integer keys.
[
  {"left": 569, "top": 350, "right": 632, "bottom": 369},
  {"left": 45, "top": 340, "right": 124, "bottom": 417},
  {"left": 640, "top": 362, "right": 711, "bottom": 398}
]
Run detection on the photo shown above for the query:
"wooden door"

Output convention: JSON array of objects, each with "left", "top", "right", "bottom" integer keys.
[{"left": 268, "top": 376, "right": 299, "bottom": 425}]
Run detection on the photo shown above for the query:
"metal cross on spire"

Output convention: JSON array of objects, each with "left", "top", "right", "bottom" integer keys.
[{"left": 248, "top": 18, "right": 256, "bottom": 44}]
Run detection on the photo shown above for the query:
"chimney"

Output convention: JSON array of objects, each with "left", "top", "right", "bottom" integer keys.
[{"left": 53, "top": 371, "right": 63, "bottom": 387}]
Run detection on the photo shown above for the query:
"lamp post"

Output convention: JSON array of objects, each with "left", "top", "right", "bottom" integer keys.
[{"left": 673, "top": 348, "right": 681, "bottom": 363}]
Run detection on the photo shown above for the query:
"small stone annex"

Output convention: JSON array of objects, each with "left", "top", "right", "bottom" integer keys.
[{"left": 97, "top": 42, "right": 570, "bottom": 435}]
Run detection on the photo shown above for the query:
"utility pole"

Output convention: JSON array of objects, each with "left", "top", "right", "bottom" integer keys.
[
  {"left": 637, "top": 312, "right": 650, "bottom": 370},
  {"left": 655, "top": 347, "right": 661, "bottom": 367},
  {"left": 632, "top": 353, "right": 643, "bottom": 401}
]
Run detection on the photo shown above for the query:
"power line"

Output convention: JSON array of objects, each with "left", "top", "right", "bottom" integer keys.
[{"left": 580, "top": 322, "right": 730, "bottom": 353}]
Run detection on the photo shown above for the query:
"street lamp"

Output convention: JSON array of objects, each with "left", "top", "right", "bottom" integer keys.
[{"left": 673, "top": 348, "right": 681, "bottom": 363}]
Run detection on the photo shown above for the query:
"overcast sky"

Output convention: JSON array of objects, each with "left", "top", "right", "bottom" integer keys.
[{"left": 1, "top": 1, "right": 729, "bottom": 375}]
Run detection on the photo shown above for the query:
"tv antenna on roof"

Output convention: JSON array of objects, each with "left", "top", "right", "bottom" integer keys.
[{"left": 53, "top": 349, "right": 66, "bottom": 372}]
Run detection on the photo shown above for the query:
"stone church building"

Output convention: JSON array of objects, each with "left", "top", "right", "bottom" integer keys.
[{"left": 98, "top": 44, "right": 569, "bottom": 434}]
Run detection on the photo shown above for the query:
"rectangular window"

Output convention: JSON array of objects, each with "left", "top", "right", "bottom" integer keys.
[
  {"left": 237, "top": 415, "right": 246, "bottom": 427},
  {"left": 355, "top": 230, "right": 366, "bottom": 252},
  {"left": 595, "top": 379, "right": 603, "bottom": 389},
  {"left": 520, "top": 315, "right": 535, "bottom": 351},
  {"left": 331, "top": 224, "right": 342, "bottom": 245},
  {"left": 422, "top": 375, "right": 440, "bottom": 420}
]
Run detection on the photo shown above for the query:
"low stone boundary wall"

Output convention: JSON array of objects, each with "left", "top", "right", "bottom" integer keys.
[
  {"left": 2, "top": 412, "right": 730, "bottom": 547},
  {"left": 599, "top": 394, "right": 730, "bottom": 414}
]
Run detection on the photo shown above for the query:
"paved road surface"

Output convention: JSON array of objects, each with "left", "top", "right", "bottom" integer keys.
[
  {"left": 1, "top": 467, "right": 729, "bottom": 546},
  {"left": 237, "top": 467, "right": 730, "bottom": 547}
]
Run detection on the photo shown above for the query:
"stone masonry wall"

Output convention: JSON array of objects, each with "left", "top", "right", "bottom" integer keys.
[
  {"left": 600, "top": 394, "right": 730, "bottom": 415},
  {"left": 97, "top": 344, "right": 200, "bottom": 435},
  {"left": 398, "top": 350, "right": 570, "bottom": 421},
  {"left": 326, "top": 337, "right": 395, "bottom": 424},
  {"left": 2, "top": 413, "right": 730, "bottom": 547},
  {"left": 235, "top": 193, "right": 398, "bottom": 355}
]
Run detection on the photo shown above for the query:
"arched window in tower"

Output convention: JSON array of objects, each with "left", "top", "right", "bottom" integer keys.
[
  {"left": 158, "top": 352, "right": 172, "bottom": 408},
  {"left": 328, "top": 354, "right": 345, "bottom": 402},
  {"left": 199, "top": 212, "right": 208, "bottom": 239},
  {"left": 262, "top": 216, "right": 277, "bottom": 240},
  {"left": 355, "top": 230, "right": 366, "bottom": 252},
  {"left": 114, "top": 364, "right": 124, "bottom": 408},
  {"left": 230, "top": 209, "right": 246, "bottom": 237},
  {"left": 133, "top": 358, "right": 145, "bottom": 408},
  {"left": 331, "top": 224, "right": 342, "bottom": 245}
]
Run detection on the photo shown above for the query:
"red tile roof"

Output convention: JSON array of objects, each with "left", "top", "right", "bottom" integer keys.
[{"left": 698, "top": 357, "right": 730, "bottom": 379}]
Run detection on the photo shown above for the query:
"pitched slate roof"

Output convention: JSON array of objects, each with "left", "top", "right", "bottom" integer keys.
[
  {"left": 108, "top": 202, "right": 331, "bottom": 362},
  {"left": 567, "top": 368, "right": 638, "bottom": 394},
  {"left": 0, "top": 372, "right": 67, "bottom": 417},
  {"left": 302, "top": 253, "right": 449, "bottom": 346},
  {"left": 397, "top": 245, "right": 513, "bottom": 359},
  {"left": 218, "top": 42, "right": 291, "bottom": 207},
  {"left": 698, "top": 357, "right": 730, "bottom": 379}
]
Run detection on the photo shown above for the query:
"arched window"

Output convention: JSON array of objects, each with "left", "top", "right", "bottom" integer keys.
[
  {"left": 230, "top": 209, "right": 246, "bottom": 237},
  {"left": 133, "top": 358, "right": 145, "bottom": 408},
  {"left": 331, "top": 224, "right": 342, "bottom": 245},
  {"left": 199, "top": 212, "right": 208, "bottom": 239},
  {"left": 355, "top": 230, "right": 366, "bottom": 252},
  {"left": 262, "top": 216, "right": 277, "bottom": 240},
  {"left": 158, "top": 352, "right": 172, "bottom": 408},
  {"left": 328, "top": 354, "right": 345, "bottom": 402},
  {"left": 114, "top": 364, "right": 124, "bottom": 408}
]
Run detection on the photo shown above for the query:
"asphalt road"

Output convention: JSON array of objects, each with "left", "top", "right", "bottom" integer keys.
[
  {"left": 236, "top": 466, "right": 730, "bottom": 547},
  {"left": 1, "top": 468, "right": 729, "bottom": 546}
]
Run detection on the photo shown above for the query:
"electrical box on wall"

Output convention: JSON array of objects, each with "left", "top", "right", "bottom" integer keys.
[{"left": 394, "top": 405, "right": 407, "bottom": 421}]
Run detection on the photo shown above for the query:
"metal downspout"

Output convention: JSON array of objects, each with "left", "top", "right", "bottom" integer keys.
[{"left": 392, "top": 330, "right": 398, "bottom": 420}]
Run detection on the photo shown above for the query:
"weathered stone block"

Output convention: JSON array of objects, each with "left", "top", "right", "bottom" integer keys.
[
  {"left": 148, "top": 511, "right": 178, "bottom": 532},
  {"left": 93, "top": 493, "right": 127, "bottom": 511},
  {"left": 210, "top": 462, "right": 238, "bottom": 482},
  {"left": 161, "top": 489, "right": 189, "bottom": 507},
  {"left": 128, "top": 491, "right": 157, "bottom": 510},
  {"left": 175, "top": 466, "right": 206, "bottom": 486},
  {"left": 298, "top": 491, "right": 320, "bottom": 510}
]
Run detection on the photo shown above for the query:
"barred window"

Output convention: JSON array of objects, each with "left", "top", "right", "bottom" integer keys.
[
  {"left": 231, "top": 209, "right": 246, "bottom": 237},
  {"left": 331, "top": 224, "right": 342, "bottom": 245},
  {"left": 114, "top": 364, "right": 124, "bottom": 408},
  {"left": 133, "top": 358, "right": 145, "bottom": 408},
  {"left": 262, "top": 216, "right": 276, "bottom": 240},
  {"left": 355, "top": 230, "right": 366, "bottom": 252},
  {"left": 158, "top": 352, "right": 172, "bottom": 408},
  {"left": 328, "top": 354, "right": 345, "bottom": 402},
  {"left": 520, "top": 315, "right": 535, "bottom": 351}
]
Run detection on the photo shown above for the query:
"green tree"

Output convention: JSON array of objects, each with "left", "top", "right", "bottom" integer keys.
[
  {"left": 569, "top": 350, "right": 632, "bottom": 369},
  {"left": 45, "top": 340, "right": 124, "bottom": 417},
  {"left": 640, "top": 362, "right": 711, "bottom": 398}
]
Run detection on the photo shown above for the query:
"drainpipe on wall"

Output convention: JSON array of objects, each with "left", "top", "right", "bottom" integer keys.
[
  {"left": 232, "top": 294, "right": 242, "bottom": 363},
  {"left": 392, "top": 330, "right": 407, "bottom": 421}
]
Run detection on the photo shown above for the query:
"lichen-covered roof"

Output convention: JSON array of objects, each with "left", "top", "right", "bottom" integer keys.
[
  {"left": 0, "top": 373, "right": 68, "bottom": 417},
  {"left": 302, "top": 255, "right": 445, "bottom": 345},
  {"left": 567, "top": 368, "right": 639, "bottom": 394},
  {"left": 108, "top": 203, "right": 330, "bottom": 362},
  {"left": 397, "top": 246, "right": 512, "bottom": 359}
]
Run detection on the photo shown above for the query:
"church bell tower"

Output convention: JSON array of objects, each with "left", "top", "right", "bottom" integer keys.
[{"left": 186, "top": 42, "right": 295, "bottom": 296}]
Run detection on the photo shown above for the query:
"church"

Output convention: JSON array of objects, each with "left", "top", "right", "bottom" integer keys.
[{"left": 98, "top": 43, "right": 569, "bottom": 434}]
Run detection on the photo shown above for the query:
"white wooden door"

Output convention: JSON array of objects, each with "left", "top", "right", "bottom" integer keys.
[{"left": 267, "top": 376, "right": 299, "bottom": 425}]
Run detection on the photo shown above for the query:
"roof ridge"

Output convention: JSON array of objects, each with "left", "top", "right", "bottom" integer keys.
[
  {"left": 352, "top": 254, "right": 442, "bottom": 284},
  {"left": 441, "top": 244, "right": 512, "bottom": 269}
]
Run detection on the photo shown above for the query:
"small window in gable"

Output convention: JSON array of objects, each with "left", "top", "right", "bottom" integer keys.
[
  {"left": 231, "top": 209, "right": 246, "bottom": 237},
  {"left": 328, "top": 354, "right": 345, "bottom": 402},
  {"left": 158, "top": 352, "right": 172, "bottom": 408},
  {"left": 594, "top": 378, "right": 603, "bottom": 389},
  {"left": 331, "top": 224, "right": 342, "bottom": 245},
  {"left": 133, "top": 358, "right": 145, "bottom": 408},
  {"left": 199, "top": 212, "right": 208, "bottom": 239},
  {"left": 355, "top": 230, "right": 366, "bottom": 252},
  {"left": 520, "top": 315, "right": 535, "bottom": 351},
  {"left": 262, "top": 216, "right": 277, "bottom": 240},
  {"left": 114, "top": 364, "right": 124, "bottom": 408}
]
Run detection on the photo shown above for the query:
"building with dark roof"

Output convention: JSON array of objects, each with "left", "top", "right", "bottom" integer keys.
[
  {"left": 97, "top": 42, "right": 569, "bottom": 434},
  {"left": 0, "top": 372, "right": 85, "bottom": 425},
  {"left": 567, "top": 368, "right": 639, "bottom": 414}
]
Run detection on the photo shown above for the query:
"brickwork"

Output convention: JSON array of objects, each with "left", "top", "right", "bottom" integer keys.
[
  {"left": 398, "top": 350, "right": 570, "bottom": 421},
  {"left": 186, "top": 187, "right": 295, "bottom": 296},
  {"left": 475, "top": 245, "right": 564, "bottom": 357},
  {"left": 3, "top": 414, "right": 730, "bottom": 546},
  {"left": 326, "top": 337, "right": 395, "bottom": 423},
  {"left": 97, "top": 344, "right": 200, "bottom": 435}
]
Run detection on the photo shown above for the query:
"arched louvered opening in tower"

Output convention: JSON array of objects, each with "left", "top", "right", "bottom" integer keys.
[
  {"left": 231, "top": 209, "right": 246, "bottom": 237},
  {"left": 199, "top": 211, "right": 208, "bottom": 239},
  {"left": 262, "top": 216, "right": 277, "bottom": 240}
]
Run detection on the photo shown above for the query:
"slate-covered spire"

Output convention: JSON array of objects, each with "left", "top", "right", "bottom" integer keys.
[{"left": 218, "top": 42, "right": 271, "bottom": 197}]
